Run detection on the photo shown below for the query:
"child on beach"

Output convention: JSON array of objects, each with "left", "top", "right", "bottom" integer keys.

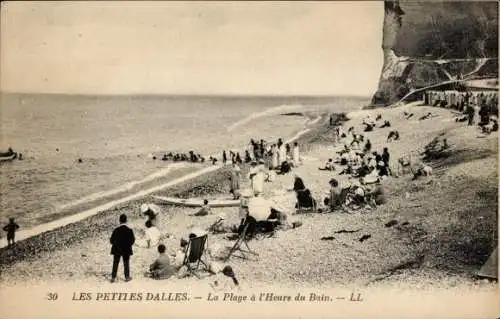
[
  {"left": 3, "top": 218, "right": 20, "bottom": 246},
  {"left": 318, "top": 159, "right": 335, "bottom": 171},
  {"left": 210, "top": 266, "right": 241, "bottom": 291},
  {"left": 193, "top": 200, "right": 212, "bottom": 216},
  {"left": 149, "top": 244, "right": 175, "bottom": 280}
]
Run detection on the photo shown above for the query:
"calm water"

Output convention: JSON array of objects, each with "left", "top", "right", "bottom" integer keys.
[{"left": 0, "top": 94, "right": 367, "bottom": 228}]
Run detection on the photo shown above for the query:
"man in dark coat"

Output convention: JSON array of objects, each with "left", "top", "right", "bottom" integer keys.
[{"left": 110, "top": 214, "right": 135, "bottom": 283}]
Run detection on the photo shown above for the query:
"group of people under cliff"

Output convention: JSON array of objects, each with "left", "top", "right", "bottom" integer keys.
[{"left": 427, "top": 89, "right": 499, "bottom": 134}]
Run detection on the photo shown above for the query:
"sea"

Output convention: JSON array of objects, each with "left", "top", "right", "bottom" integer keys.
[{"left": 0, "top": 94, "right": 368, "bottom": 229}]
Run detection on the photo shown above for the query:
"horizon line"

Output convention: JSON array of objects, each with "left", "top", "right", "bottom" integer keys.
[{"left": 0, "top": 91, "right": 372, "bottom": 99}]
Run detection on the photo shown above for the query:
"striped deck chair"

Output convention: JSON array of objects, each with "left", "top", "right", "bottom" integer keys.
[{"left": 183, "top": 234, "right": 210, "bottom": 278}]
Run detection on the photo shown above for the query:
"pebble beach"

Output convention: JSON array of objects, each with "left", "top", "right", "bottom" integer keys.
[{"left": 0, "top": 103, "right": 497, "bottom": 295}]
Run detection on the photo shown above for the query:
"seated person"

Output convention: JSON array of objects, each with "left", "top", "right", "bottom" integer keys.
[
  {"left": 412, "top": 164, "right": 433, "bottom": 180},
  {"left": 295, "top": 189, "right": 317, "bottom": 210},
  {"left": 364, "top": 184, "right": 386, "bottom": 206},
  {"left": 361, "top": 168, "right": 380, "bottom": 185},
  {"left": 377, "top": 161, "right": 389, "bottom": 177},
  {"left": 350, "top": 140, "right": 360, "bottom": 150},
  {"left": 210, "top": 265, "right": 241, "bottom": 292},
  {"left": 278, "top": 161, "right": 291, "bottom": 175},
  {"left": 293, "top": 175, "right": 306, "bottom": 192},
  {"left": 265, "top": 170, "right": 277, "bottom": 182},
  {"left": 338, "top": 164, "right": 354, "bottom": 175},
  {"left": 245, "top": 194, "right": 295, "bottom": 235},
  {"left": 319, "top": 159, "right": 335, "bottom": 171},
  {"left": 149, "top": 244, "right": 175, "bottom": 280},
  {"left": 355, "top": 163, "right": 371, "bottom": 178},
  {"left": 173, "top": 238, "right": 190, "bottom": 269},
  {"left": 363, "top": 123, "right": 374, "bottom": 132},
  {"left": 336, "top": 145, "right": 349, "bottom": 156},
  {"left": 380, "top": 120, "right": 391, "bottom": 128},
  {"left": 344, "top": 184, "right": 366, "bottom": 207},
  {"left": 324, "top": 178, "right": 343, "bottom": 212},
  {"left": 387, "top": 131, "right": 400, "bottom": 142},
  {"left": 419, "top": 112, "right": 433, "bottom": 120},
  {"left": 192, "top": 199, "right": 212, "bottom": 216}
]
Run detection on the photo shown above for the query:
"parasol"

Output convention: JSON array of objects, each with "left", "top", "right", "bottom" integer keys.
[
  {"left": 141, "top": 203, "right": 162, "bottom": 216},
  {"left": 247, "top": 196, "right": 272, "bottom": 221}
]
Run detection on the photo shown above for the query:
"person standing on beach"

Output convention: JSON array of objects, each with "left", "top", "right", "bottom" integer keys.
[
  {"left": 382, "top": 148, "right": 390, "bottom": 171},
  {"left": 270, "top": 144, "right": 278, "bottom": 170},
  {"left": 229, "top": 161, "right": 241, "bottom": 199},
  {"left": 110, "top": 214, "right": 135, "bottom": 283},
  {"left": 248, "top": 161, "right": 265, "bottom": 196},
  {"left": 3, "top": 218, "right": 19, "bottom": 247},
  {"left": 466, "top": 104, "right": 475, "bottom": 126},
  {"left": 259, "top": 139, "right": 265, "bottom": 159},
  {"left": 292, "top": 142, "right": 300, "bottom": 166},
  {"left": 278, "top": 142, "right": 287, "bottom": 166},
  {"left": 222, "top": 150, "right": 227, "bottom": 164}
]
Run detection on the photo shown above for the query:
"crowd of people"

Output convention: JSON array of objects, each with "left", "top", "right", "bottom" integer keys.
[
  {"left": 108, "top": 206, "right": 240, "bottom": 290},
  {"left": 426, "top": 89, "right": 498, "bottom": 133},
  {"left": 158, "top": 151, "right": 207, "bottom": 163},
  {"left": 425, "top": 90, "right": 498, "bottom": 113},
  {"left": 6, "top": 96, "right": 496, "bottom": 287}
]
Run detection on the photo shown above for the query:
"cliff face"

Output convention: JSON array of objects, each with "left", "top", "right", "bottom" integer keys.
[{"left": 372, "top": 0, "right": 498, "bottom": 106}]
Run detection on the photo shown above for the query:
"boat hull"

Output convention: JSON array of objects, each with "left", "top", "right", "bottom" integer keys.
[{"left": 152, "top": 195, "right": 240, "bottom": 208}]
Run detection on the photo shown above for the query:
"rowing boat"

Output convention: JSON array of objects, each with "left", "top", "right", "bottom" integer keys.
[
  {"left": 152, "top": 195, "right": 240, "bottom": 208},
  {"left": 0, "top": 153, "right": 17, "bottom": 162}
]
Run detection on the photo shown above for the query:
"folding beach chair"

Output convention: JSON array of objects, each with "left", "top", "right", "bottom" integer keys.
[
  {"left": 183, "top": 234, "right": 210, "bottom": 278},
  {"left": 224, "top": 218, "right": 259, "bottom": 262}
]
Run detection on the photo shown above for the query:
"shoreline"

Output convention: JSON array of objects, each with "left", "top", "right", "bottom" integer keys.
[
  {"left": 0, "top": 104, "right": 496, "bottom": 291},
  {"left": 0, "top": 112, "right": 336, "bottom": 256}
]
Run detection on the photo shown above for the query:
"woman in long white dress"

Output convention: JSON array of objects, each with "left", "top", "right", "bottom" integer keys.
[
  {"left": 271, "top": 144, "right": 278, "bottom": 169},
  {"left": 252, "top": 162, "right": 266, "bottom": 195},
  {"left": 229, "top": 161, "right": 241, "bottom": 199},
  {"left": 292, "top": 142, "right": 300, "bottom": 166},
  {"left": 278, "top": 143, "right": 287, "bottom": 166}
]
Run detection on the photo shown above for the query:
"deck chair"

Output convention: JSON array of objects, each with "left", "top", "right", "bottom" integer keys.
[
  {"left": 182, "top": 234, "right": 210, "bottom": 278},
  {"left": 224, "top": 218, "right": 259, "bottom": 262}
]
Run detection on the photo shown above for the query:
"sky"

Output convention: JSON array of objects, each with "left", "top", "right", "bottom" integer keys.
[{"left": 0, "top": 1, "right": 384, "bottom": 96}]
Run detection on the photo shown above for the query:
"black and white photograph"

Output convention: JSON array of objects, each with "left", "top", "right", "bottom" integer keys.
[{"left": 0, "top": 1, "right": 498, "bottom": 318}]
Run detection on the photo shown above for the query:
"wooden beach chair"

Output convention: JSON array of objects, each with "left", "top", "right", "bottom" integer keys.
[
  {"left": 183, "top": 234, "right": 210, "bottom": 278},
  {"left": 224, "top": 219, "right": 259, "bottom": 262}
]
